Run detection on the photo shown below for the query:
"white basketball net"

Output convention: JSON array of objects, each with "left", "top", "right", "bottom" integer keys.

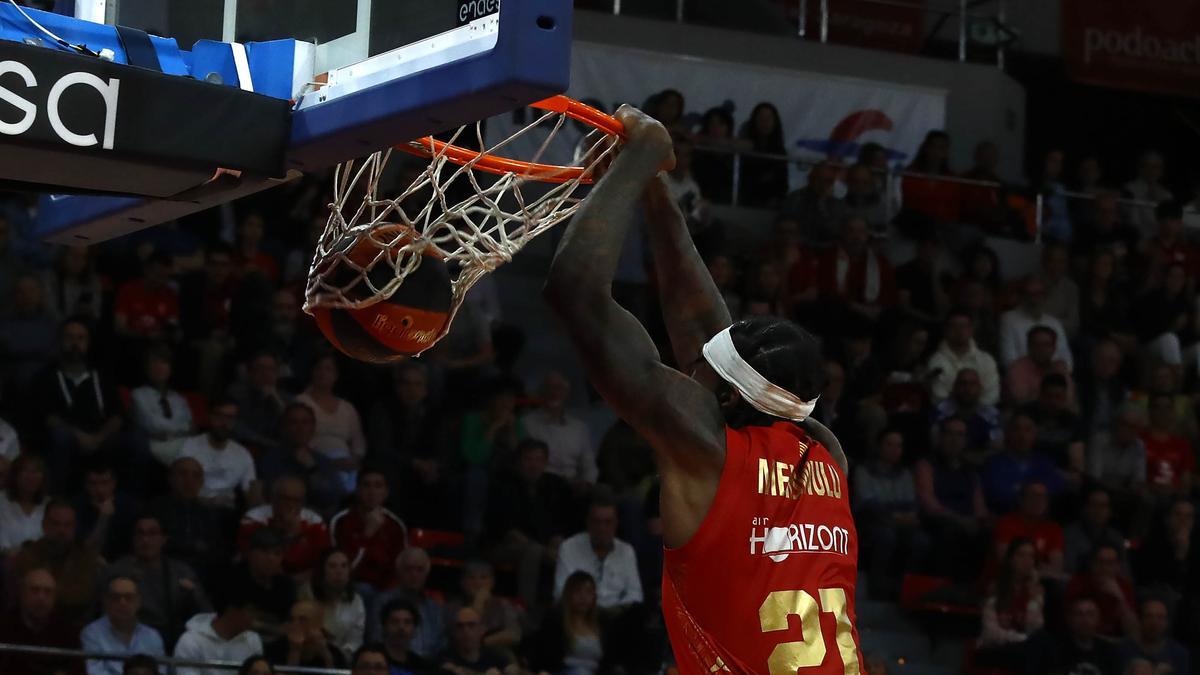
[{"left": 303, "top": 110, "right": 620, "bottom": 339}]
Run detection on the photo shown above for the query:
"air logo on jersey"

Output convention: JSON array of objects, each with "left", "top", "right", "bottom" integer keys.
[
  {"left": 757, "top": 457, "right": 843, "bottom": 501},
  {"left": 749, "top": 519, "right": 851, "bottom": 562}
]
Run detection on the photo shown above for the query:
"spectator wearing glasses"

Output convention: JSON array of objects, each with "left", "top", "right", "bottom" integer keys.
[
  {"left": 238, "top": 475, "right": 330, "bottom": 578},
  {"left": 439, "top": 606, "right": 513, "bottom": 675},
  {"left": 130, "top": 345, "right": 194, "bottom": 467},
  {"left": 81, "top": 576, "right": 166, "bottom": 675},
  {"left": 109, "top": 514, "right": 212, "bottom": 647}
]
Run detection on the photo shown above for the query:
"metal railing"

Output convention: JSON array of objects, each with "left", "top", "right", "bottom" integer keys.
[
  {"left": 0, "top": 642, "right": 350, "bottom": 675},
  {"left": 688, "top": 143, "right": 1158, "bottom": 243},
  {"left": 605, "top": 0, "right": 1011, "bottom": 68}
]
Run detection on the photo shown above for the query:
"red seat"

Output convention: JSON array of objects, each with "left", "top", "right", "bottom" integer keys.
[
  {"left": 117, "top": 386, "right": 132, "bottom": 412},
  {"left": 900, "top": 574, "right": 980, "bottom": 616},
  {"left": 182, "top": 391, "right": 209, "bottom": 428},
  {"left": 410, "top": 528, "right": 466, "bottom": 550}
]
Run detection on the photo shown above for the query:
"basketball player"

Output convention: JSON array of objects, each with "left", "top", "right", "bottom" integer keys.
[{"left": 544, "top": 106, "right": 864, "bottom": 674}]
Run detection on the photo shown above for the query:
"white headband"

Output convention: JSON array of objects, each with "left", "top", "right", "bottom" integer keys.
[{"left": 701, "top": 326, "right": 818, "bottom": 422}]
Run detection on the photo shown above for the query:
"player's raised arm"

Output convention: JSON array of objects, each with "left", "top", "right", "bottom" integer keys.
[
  {"left": 543, "top": 106, "right": 725, "bottom": 475},
  {"left": 642, "top": 175, "right": 733, "bottom": 372}
]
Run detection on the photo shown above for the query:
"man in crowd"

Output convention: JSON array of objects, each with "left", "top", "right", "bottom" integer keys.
[
  {"left": 1141, "top": 392, "right": 1195, "bottom": 496},
  {"left": 439, "top": 606, "right": 513, "bottom": 675},
  {"left": 0, "top": 568, "right": 82, "bottom": 675},
  {"left": 228, "top": 351, "right": 289, "bottom": 453},
  {"left": 521, "top": 371, "right": 597, "bottom": 490},
  {"left": 179, "top": 398, "right": 261, "bottom": 510},
  {"left": 231, "top": 527, "right": 297, "bottom": 640},
  {"left": 256, "top": 402, "right": 344, "bottom": 516},
  {"left": 991, "top": 481, "right": 1065, "bottom": 580},
  {"left": 369, "top": 548, "right": 446, "bottom": 658},
  {"left": 485, "top": 438, "right": 575, "bottom": 611},
  {"left": 1005, "top": 326, "right": 1073, "bottom": 406},
  {"left": 108, "top": 514, "right": 212, "bottom": 646},
  {"left": 1063, "top": 488, "right": 1127, "bottom": 576},
  {"left": 81, "top": 576, "right": 166, "bottom": 675},
  {"left": 113, "top": 251, "right": 179, "bottom": 341},
  {"left": 1065, "top": 544, "right": 1139, "bottom": 639},
  {"left": 173, "top": 576, "right": 263, "bottom": 675},
  {"left": 555, "top": 495, "right": 643, "bottom": 613},
  {"left": 932, "top": 368, "right": 1003, "bottom": 461},
  {"left": 1119, "top": 597, "right": 1190, "bottom": 674},
  {"left": 151, "top": 456, "right": 228, "bottom": 573},
  {"left": 981, "top": 412, "right": 1064, "bottom": 514},
  {"left": 33, "top": 317, "right": 124, "bottom": 492},
  {"left": 925, "top": 309, "right": 1000, "bottom": 405},
  {"left": 998, "top": 276, "right": 1073, "bottom": 369},
  {"left": 366, "top": 362, "right": 448, "bottom": 528},
  {"left": 74, "top": 462, "right": 140, "bottom": 561},
  {"left": 330, "top": 467, "right": 408, "bottom": 590},
  {"left": 1035, "top": 596, "right": 1119, "bottom": 674},
  {"left": 12, "top": 499, "right": 106, "bottom": 624},
  {"left": 1020, "top": 374, "right": 1086, "bottom": 483},
  {"left": 379, "top": 599, "right": 437, "bottom": 674},
  {"left": 238, "top": 475, "right": 329, "bottom": 577}
]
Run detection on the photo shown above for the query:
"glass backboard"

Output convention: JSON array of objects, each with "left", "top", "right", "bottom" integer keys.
[{"left": 107, "top": 0, "right": 501, "bottom": 74}]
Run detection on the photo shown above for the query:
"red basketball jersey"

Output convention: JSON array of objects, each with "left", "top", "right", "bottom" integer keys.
[{"left": 663, "top": 421, "right": 865, "bottom": 674}]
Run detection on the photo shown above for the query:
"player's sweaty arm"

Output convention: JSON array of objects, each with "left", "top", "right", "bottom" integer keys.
[
  {"left": 642, "top": 176, "right": 732, "bottom": 372},
  {"left": 543, "top": 106, "right": 725, "bottom": 474}
]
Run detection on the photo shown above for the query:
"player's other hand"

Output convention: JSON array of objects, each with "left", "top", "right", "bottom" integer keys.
[{"left": 614, "top": 105, "right": 676, "bottom": 171}]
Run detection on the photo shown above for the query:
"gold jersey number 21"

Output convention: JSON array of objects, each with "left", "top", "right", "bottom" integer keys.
[{"left": 759, "top": 587, "right": 861, "bottom": 674}]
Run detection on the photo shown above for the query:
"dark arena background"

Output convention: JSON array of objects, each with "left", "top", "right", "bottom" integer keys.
[{"left": 1, "top": 0, "right": 1199, "bottom": 674}]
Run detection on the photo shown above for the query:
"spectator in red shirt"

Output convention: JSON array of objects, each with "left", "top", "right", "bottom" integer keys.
[
  {"left": 239, "top": 475, "right": 330, "bottom": 578},
  {"left": 235, "top": 212, "right": 280, "bottom": 284},
  {"left": 1065, "top": 544, "right": 1139, "bottom": 639},
  {"left": 1141, "top": 392, "right": 1195, "bottom": 496},
  {"left": 816, "top": 215, "right": 896, "bottom": 335},
  {"left": 992, "top": 481, "right": 1065, "bottom": 581},
  {"left": 114, "top": 251, "right": 179, "bottom": 340},
  {"left": 330, "top": 468, "right": 408, "bottom": 591}
]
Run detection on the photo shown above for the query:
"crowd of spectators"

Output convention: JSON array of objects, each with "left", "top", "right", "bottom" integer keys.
[{"left": 0, "top": 85, "right": 1197, "bottom": 675}]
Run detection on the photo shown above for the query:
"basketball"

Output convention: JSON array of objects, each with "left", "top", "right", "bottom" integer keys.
[{"left": 310, "top": 226, "right": 453, "bottom": 362}]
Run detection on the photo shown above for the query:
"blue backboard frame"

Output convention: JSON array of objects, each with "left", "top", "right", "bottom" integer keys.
[{"left": 30, "top": 0, "right": 573, "bottom": 243}]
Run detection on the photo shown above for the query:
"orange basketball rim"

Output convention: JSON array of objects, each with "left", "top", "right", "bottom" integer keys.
[{"left": 396, "top": 95, "right": 626, "bottom": 184}]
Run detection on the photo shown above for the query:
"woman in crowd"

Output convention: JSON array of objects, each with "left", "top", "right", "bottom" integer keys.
[
  {"left": 1079, "top": 249, "right": 1135, "bottom": 351},
  {"left": 977, "top": 538, "right": 1045, "bottom": 668},
  {"left": 523, "top": 571, "right": 606, "bottom": 675},
  {"left": 446, "top": 561, "right": 523, "bottom": 658},
  {"left": 737, "top": 102, "right": 790, "bottom": 208},
  {"left": 130, "top": 345, "right": 195, "bottom": 467},
  {"left": 900, "top": 130, "right": 960, "bottom": 231},
  {"left": 692, "top": 106, "right": 744, "bottom": 204},
  {"left": 295, "top": 353, "right": 367, "bottom": 486},
  {"left": 0, "top": 453, "right": 49, "bottom": 553},
  {"left": 299, "top": 548, "right": 366, "bottom": 660},
  {"left": 1132, "top": 263, "right": 1197, "bottom": 377}
]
